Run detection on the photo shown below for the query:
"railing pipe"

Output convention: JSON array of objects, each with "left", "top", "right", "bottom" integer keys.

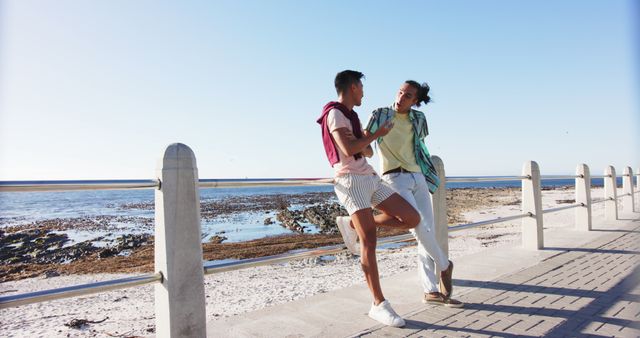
[
  {"left": 543, "top": 203, "right": 583, "bottom": 214},
  {"left": 0, "top": 179, "right": 159, "bottom": 192},
  {"left": 8, "top": 173, "right": 619, "bottom": 193},
  {"left": 448, "top": 213, "right": 531, "bottom": 232},
  {"left": 198, "top": 178, "right": 334, "bottom": 188},
  {"left": 575, "top": 164, "right": 592, "bottom": 231},
  {"left": 592, "top": 197, "right": 609, "bottom": 204},
  {"left": 540, "top": 175, "right": 581, "bottom": 180},
  {"left": 0, "top": 178, "right": 336, "bottom": 193},
  {"left": 445, "top": 176, "right": 528, "bottom": 183},
  {"left": 522, "top": 161, "right": 544, "bottom": 249},
  {"left": 154, "top": 143, "right": 207, "bottom": 337},
  {"left": 604, "top": 166, "right": 618, "bottom": 221},
  {"left": 0, "top": 273, "right": 162, "bottom": 309}
]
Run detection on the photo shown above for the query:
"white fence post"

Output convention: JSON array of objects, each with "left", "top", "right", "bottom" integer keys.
[
  {"left": 622, "top": 166, "right": 635, "bottom": 213},
  {"left": 522, "top": 161, "right": 543, "bottom": 249},
  {"left": 431, "top": 156, "right": 448, "bottom": 256},
  {"left": 637, "top": 168, "right": 640, "bottom": 209},
  {"left": 575, "top": 164, "right": 592, "bottom": 231},
  {"left": 604, "top": 166, "right": 618, "bottom": 221},
  {"left": 155, "top": 143, "right": 207, "bottom": 337}
]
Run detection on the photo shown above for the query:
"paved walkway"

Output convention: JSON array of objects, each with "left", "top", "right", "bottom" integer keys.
[
  {"left": 208, "top": 214, "right": 640, "bottom": 337},
  {"left": 358, "top": 223, "right": 640, "bottom": 337}
]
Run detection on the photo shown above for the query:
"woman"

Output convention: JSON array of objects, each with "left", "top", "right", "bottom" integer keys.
[{"left": 365, "top": 80, "right": 463, "bottom": 307}]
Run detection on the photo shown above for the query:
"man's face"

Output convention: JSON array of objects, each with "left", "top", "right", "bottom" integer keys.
[
  {"left": 395, "top": 83, "right": 419, "bottom": 112},
  {"left": 352, "top": 81, "right": 364, "bottom": 107}
]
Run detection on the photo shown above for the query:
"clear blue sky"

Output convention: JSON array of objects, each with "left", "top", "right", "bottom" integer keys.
[{"left": 0, "top": 0, "right": 638, "bottom": 180}]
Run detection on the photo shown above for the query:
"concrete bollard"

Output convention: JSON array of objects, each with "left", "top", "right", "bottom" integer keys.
[
  {"left": 604, "top": 166, "right": 618, "bottom": 221},
  {"left": 575, "top": 164, "right": 592, "bottom": 231},
  {"left": 155, "top": 143, "right": 207, "bottom": 338},
  {"left": 622, "top": 167, "right": 635, "bottom": 213},
  {"left": 522, "top": 161, "right": 543, "bottom": 249},
  {"left": 430, "top": 156, "right": 448, "bottom": 256},
  {"left": 637, "top": 168, "right": 640, "bottom": 209}
]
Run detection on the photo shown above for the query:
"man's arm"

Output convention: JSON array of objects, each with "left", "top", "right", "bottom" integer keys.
[
  {"left": 362, "top": 145, "right": 373, "bottom": 157},
  {"left": 331, "top": 121, "right": 393, "bottom": 157},
  {"left": 362, "top": 112, "right": 378, "bottom": 158}
]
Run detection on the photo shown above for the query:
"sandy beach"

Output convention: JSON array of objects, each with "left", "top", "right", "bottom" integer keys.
[{"left": 0, "top": 187, "right": 612, "bottom": 337}]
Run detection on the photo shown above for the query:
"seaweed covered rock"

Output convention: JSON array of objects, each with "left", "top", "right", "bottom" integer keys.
[{"left": 303, "top": 202, "right": 347, "bottom": 234}]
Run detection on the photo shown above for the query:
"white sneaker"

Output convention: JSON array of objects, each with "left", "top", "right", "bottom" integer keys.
[
  {"left": 368, "top": 300, "right": 406, "bottom": 327},
  {"left": 336, "top": 216, "right": 359, "bottom": 255}
]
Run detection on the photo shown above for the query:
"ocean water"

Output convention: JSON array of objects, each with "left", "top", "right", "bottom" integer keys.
[
  {"left": 0, "top": 177, "right": 624, "bottom": 244},
  {"left": 0, "top": 185, "right": 337, "bottom": 244}
]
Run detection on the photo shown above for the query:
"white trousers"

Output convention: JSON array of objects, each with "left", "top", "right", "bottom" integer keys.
[{"left": 382, "top": 172, "right": 449, "bottom": 293}]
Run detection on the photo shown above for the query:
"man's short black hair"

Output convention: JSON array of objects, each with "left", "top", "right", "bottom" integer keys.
[{"left": 334, "top": 70, "right": 364, "bottom": 95}]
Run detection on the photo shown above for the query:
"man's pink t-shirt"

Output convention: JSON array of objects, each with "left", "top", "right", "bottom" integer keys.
[{"left": 326, "top": 108, "right": 376, "bottom": 177}]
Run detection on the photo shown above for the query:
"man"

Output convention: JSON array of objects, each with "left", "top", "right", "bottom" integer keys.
[
  {"left": 317, "top": 70, "right": 420, "bottom": 327},
  {"left": 366, "top": 80, "right": 463, "bottom": 308}
]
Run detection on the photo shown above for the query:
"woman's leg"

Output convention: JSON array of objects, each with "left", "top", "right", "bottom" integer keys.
[
  {"left": 412, "top": 175, "right": 449, "bottom": 271},
  {"left": 383, "top": 173, "right": 448, "bottom": 293}
]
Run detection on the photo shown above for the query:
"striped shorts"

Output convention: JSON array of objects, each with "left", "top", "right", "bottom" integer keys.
[{"left": 333, "top": 173, "right": 396, "bottom": 215}]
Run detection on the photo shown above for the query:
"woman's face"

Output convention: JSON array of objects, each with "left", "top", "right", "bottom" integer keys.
[{"left": 395, "top": 83, "right": 419, "bottom": 112}]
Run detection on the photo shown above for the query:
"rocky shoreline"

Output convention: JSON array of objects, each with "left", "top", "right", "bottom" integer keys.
[{"left": 0, "top": 187, "right": 530, "bottom": 282}]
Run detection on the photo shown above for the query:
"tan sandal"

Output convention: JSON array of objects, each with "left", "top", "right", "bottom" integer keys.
[{"left": 423, "top": 292, "right": 464, "bottom": 308}]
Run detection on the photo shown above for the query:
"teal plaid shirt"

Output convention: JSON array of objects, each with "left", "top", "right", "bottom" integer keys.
[{"left": 365, "top": 106, "right": 440, "bottom": 194}]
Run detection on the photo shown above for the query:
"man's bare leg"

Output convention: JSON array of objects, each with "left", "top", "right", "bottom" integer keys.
[
  {"left": 350, "top": 195, "right": 420, "bottom": 305},
  {"left": 374, "top": 193, "right": 421, "bottom": 230},
  {"left": 347, "top": 193, "right": 420, "bottom": 230},
  {"left": 351, "top": 208, "right": 385, "bottom": 304}
]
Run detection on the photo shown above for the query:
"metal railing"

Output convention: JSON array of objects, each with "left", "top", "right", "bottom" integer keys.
[
  {"left": 198, "top": 178, "right": 334, "bottom": 189},
  {"left": 1, "top": 273, "right": 162, "bottom": 308},
  {"left": 540, "top": 175, "right": 581, "bottom": 179},
  {"left": 592, "top": 197, "right": 611, "bottom": 204},
  {"left": 542, "top": 203, "right": 584, "bottom": 214},
  {"left": 445, "top": 175, "right": 529, "bottom": 182},
  {"left": 0, "top": 178, "right": 334, "bottom": 192},
  {"left": 0, "top": 148, "right": 638, "bottom": 337},
  {"left": 0, "top": 179, "right": 160, "bottom": 192},
  {"left": 1, "top": 172, "right": 635, "bottom": 309},
  {"left": 448, "top": 212, "right": 532, "bottom": 232},
  {"left": 590, "top": 175, "right": 613, "bottom": 179},
  {"left": 1, "top": 174, "right": 635, "bottom": 192}
]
